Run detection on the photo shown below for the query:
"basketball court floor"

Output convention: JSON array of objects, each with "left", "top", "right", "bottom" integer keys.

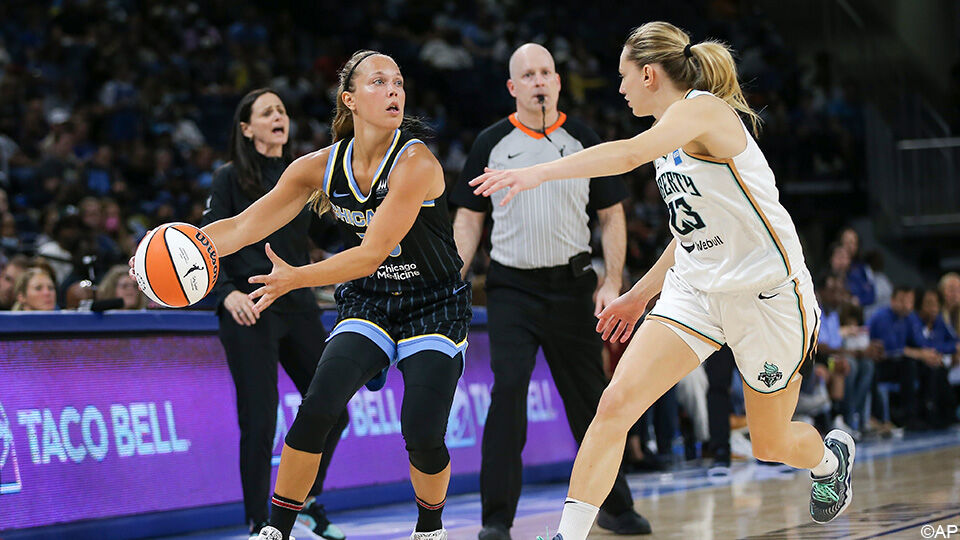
[{"left": 162, "top": 428, "right": 960, "bottom": 540}]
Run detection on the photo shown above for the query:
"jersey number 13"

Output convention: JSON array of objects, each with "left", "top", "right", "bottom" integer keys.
[{"left": 668, "top": 197, "right": 706, "bottom": 235}]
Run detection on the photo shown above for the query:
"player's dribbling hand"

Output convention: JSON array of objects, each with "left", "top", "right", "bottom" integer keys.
[
  {"left": 248, "top": 243, "right": 297, "bottom": 314},
  {"left": 469, "top": 166, "right": 544, "bottom": 206},
  {"left": 596, "top": 287, "right": 651, "bottom": 343}
]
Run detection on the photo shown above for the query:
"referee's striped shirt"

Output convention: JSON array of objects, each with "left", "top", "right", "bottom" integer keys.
[{"left": 450, "top": 113, "right": 627, "bottom": 269}]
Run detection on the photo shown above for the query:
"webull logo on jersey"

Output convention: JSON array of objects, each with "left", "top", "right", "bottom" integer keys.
[
  {"left": 680, "top": 235, "right": 724, "bottom": 253},
  {"left": 0, "top": 402, "right": 23, "bottom": 494}
]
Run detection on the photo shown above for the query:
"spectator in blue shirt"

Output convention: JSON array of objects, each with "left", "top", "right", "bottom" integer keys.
[
  {"left": 868, "top": 286, "right": 937, "bottom": 429},
  {"left": 914, "top": 289, "right": 958, "bottom": 427}
]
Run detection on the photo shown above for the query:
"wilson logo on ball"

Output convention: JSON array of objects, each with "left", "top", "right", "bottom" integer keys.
[{"left": 193, "top": 229, "right": 219, "bottom": 282}]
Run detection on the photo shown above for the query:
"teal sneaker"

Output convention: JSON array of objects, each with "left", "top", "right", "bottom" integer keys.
[
  {"left": 298, "top": 500, "right": 345, "bottom": 539},
  {"left": 810, "top": 429, "right": 855, "bottom": 523}
]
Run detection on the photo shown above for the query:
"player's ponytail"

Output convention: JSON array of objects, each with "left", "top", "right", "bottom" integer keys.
[{"left": 624, "top": 22, "right": 760, "bottom": 136}]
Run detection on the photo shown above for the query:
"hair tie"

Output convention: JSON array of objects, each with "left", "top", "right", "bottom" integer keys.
[{"left": 683, "top": 44, "right": 694, "bottom": 59}]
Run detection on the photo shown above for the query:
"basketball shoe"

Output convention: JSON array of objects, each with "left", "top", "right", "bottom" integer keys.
[
  {"left": 297, "top": 500, "right": 345, "bottom": 539},
  {"left": 256, "top": 525, "right": 295, "bottom": 540},
  {"left": 410, "top": 529, "right": 447, "bottom": 539},
  {"left": 810, "top": 429, "right": 855, "bottom": 523}
]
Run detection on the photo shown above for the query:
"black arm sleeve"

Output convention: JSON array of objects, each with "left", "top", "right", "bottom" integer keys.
[
  {"left": 200, "top": 165, "right": 239, "bottom": 308},
  {"left": 564, "top": 117, "right": 629, "bottom": 211},
  {"left": 448, "top": 118, "right": 513, "bottom": 212}
]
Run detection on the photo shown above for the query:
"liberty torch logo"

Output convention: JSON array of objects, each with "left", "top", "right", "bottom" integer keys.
[
  {"left": 758, "top": 362, "right": 783, "bottom": 388},
  {"left": 0, "top": 402, "right": 23, "bottom": 494}
]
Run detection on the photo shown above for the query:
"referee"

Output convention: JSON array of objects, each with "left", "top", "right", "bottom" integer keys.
[{"left": 450, "top": 44, "right": 651, "bottom": 540}]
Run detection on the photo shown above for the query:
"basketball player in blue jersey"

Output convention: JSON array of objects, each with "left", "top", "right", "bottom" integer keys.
[
  {"left": 471, "top": 22, "right": 855, "bottom": 540},
  {"left": 200, "top": 50, "right": 470, "bottom": 540}
]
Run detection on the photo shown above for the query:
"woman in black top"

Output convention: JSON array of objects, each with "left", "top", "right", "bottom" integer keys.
[{"left": 201, "top": 88, "right": 347, "bottom": 540}]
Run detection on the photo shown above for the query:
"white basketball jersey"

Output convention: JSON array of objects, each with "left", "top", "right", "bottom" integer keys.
[{"left": 653, "top": 90, "right": 806, "bottom": 293}]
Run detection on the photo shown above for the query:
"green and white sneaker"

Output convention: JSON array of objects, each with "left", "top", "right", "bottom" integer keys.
[{"left": 810, "top": 429, "right": 856, "bottom": 523}]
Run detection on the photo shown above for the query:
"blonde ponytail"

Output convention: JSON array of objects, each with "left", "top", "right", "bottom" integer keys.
[
  {"left": 688, "top": 42, "right": 760, "bottom": 136},
  {"left": 624, "top": 22, "right": 761, "bottom": 136},
  {"left": 307, "top": 189, "right": 331, "bottom": 216}
]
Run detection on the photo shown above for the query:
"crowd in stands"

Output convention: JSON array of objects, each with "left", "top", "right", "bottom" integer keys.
[{"left": 0, "top": 0, "right": 954, "bottom": 464}]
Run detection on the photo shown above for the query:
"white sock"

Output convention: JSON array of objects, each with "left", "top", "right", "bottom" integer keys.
[
  {"left": 556, "top": 497, "right": 599, "bottom": 540},
  {"left": 810, "top": 442, "right": 838, "bottom": 478}
]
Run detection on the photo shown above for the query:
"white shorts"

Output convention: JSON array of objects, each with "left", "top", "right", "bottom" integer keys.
[{"left": 647, "top": 268, "right": 820, "bottom": 394}]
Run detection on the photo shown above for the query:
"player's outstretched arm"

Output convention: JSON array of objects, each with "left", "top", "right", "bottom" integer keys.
[
  {"left": 470, "top": 98, "right": 714, "bottom": 205},
  {"left": 202, "top": 149, "right": 328, "bottom": 257}
]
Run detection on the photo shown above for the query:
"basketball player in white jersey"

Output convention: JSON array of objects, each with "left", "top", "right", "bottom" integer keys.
[{"left": 470, "top": 22, "right": 855, "bottom": 539}]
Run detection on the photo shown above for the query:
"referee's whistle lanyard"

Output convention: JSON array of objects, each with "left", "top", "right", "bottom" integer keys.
[{"left": 538, "top": 96, "right": 564, "bottom": 156}]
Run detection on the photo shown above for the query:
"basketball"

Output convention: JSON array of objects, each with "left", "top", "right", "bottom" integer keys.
[{"left": 132, "top": 222, "right": 219, "bottom": 308}]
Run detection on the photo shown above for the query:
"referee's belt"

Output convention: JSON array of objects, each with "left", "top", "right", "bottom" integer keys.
[{"left": 492, "top": 252, "right": 593, "bottom": 280}]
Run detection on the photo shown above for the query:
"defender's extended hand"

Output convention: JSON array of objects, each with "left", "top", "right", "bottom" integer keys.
[{"left": 469, "top": 166, "right": 544, "bottom": 206}]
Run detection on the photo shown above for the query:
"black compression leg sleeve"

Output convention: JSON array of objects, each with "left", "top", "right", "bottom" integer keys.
[
  {"left": 285, "top": 332, "right": 389, "bottom": 452},
  {"left": 399, "top": 351, "right": 463, "bottom": 474}
]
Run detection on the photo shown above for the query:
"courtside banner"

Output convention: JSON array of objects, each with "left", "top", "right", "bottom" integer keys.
[{"left": 0, "top": 330, "right": 576, "bottom": 531}]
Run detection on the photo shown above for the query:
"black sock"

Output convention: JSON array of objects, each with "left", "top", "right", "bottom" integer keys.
[
  {"left": 269, "top": 493, "right": 304, "bottom": 538},
  {"left": 415, "top": 495, "right": 445, "bottom": 532}
]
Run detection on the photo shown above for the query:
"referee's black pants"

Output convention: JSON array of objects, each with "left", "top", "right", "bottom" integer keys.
[
  {"left": 219, "top": 308, "right": 349, "bottom": 525},
  {"left": 704, "top": 345, "right": 736, "bottom": 463},
  {"left": 480, "top": 261, "right": 634, "bottom": 529}
]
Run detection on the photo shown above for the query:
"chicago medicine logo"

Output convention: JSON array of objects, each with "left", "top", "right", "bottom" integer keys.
[{"left": 0, "top": 402, "right": 23, "bottom": 494}]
